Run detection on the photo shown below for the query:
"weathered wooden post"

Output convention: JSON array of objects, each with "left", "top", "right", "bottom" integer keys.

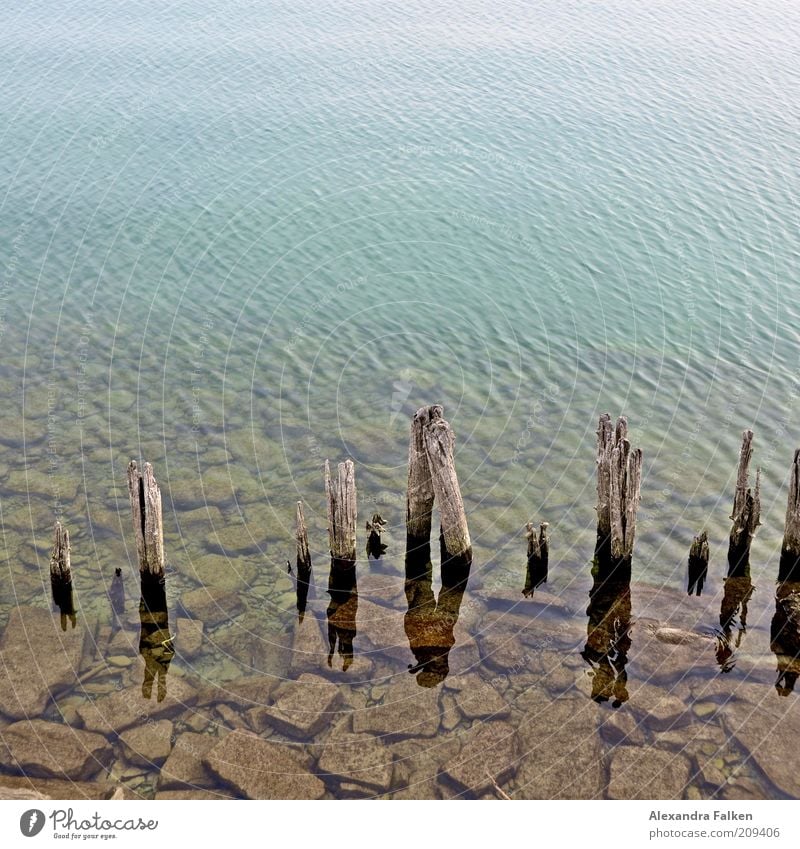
[
  {"left": 127, "top": 460, "right": 171, "bottom": 697},
  {"left": 726, "top": 430, "right": 760, "bottom": 578},
  {"left": 365, "top": 513, "right": 387, "bottom": 560},
  {"left": 50, "top": 521, "right": 76, "bottom": 631},
  {"left": 406, "top": 406, "right": 437, "bottom": 557},
  {"left": 325, "top": 459, "right": 357, "bottom": 565},
  {"left": 295, "top": 501, "right": 312, "bottom": 623},
  {"left": 127, "top": 460, "right": 165, "bottom": 585},
  {"left": 687, "top": 530, "right": 709, "bottom": 596},
  {"left": 779, "top": 449, "right": 800, "bottom": 583},
  {"left": 522, "top": 521, "right": 549, "bottom": 597},
  {"left": 325, "top": 460, "right": 358, "bottom": 670},
  {"left": 422, "top": 408, "right": 472, "bottom": 568},
  {"left": 594, "top": 414, "right": 642, "bottom": 582},
  {"left": 772, "top": 449, "right": 800, "bottom": 693}
]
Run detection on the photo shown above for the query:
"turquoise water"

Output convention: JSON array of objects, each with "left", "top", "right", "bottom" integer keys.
[{"left": 1, "top": 0, "right": 800, "bottom": 800}]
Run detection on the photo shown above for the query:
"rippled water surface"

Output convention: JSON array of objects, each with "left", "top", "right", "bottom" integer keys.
[{"left": 1, "top": 0, "right": 800, "bottom": 800}]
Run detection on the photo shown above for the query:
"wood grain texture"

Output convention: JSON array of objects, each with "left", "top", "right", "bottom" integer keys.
[
  {"left": 127, "top": 460, "right": 165, "bottom": 578},
  {"left": 325, "top": 459, "right": 357, "bottom": 562}
]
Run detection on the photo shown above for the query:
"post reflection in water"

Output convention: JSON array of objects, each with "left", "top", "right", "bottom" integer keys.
[
  {"left": 771, "top": 583, "right": 800, "bottom": 696},
  {"left": 139, "top": 577, "right": 173, "bottom": 702},
  {"left": 327, "top": 558, "right": 358, "bottom": 671},
  {"left": 404, "top": 534, "right": 471, "bottom": 688},
  {"left": 582, "top": 564, "right": 632, "bottom": 708},
  {"left": 716, "top": 563, "right": 754, "bottom": 673},
  {"left": 51, "top": 580, "right": 77, "bottom": 632}
]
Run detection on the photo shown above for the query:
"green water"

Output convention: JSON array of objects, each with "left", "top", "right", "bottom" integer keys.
[{"left": 1, "top": 0, "right": 800, "bottom": 800}]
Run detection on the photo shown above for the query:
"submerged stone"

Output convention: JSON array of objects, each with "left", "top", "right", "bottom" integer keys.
[
  {"left": 159, "top": 732, "right": 218, "bottom": 791},
  {"left": 317, "top": 724, "right": 394, "bottom": 792},
  {"left": 0, "top": 606, "right": 89, "bottom": 720},
  {"left": 1, "top": 719, "right": 112, "bottom": 780},
  {"left": 76, "top": 678, "right": 197, "bottom": 734},
  {"left": 443, "top": 720, "right": 517, "bottom": 796},
  {"left": 203, "top": 729, "right": 325, "bottom": 799},
  {"left": 119, "top": 719, "right": 175, "bottom": 766},
  {"left": 179, "top": 586, "right": 245, "bottom": 626},
  {"left": 268, "top": 673, "right": 344, "bottom": 739},
  {"left": 608, "top": 746, "right": 691, "bottom": 799}
]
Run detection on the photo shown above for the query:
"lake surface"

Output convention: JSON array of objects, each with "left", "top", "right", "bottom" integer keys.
[{"left": 1, "top": 0, "right": 800, "bottom": 800}]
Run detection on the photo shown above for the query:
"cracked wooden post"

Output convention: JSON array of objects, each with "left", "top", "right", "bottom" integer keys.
[
  {"left": 50, "top": 521, "right": 76, "bottom": 630},
  {"left": 779, "top": 449, "right": 800, "bottom": 583},
  {"left": 325, "top": 459, "right": 357, "bottom": 564},
  {"left": 421, "top": 406, "right": 472, "bottom": 569},
  {"left": 294, "top": 501, "right": 312, "bottom": 623},
  {"left": 406, "top": 406, "right": 437, "bottom": 559},
  {"left": 773, "top": 449, "right": 800, "bottom": 692},
  {"left": 726, "top": 430, "right": 760, "bottom": 578},
  {"left": 594, "top": 414, "right": 642, "bottom": 582},
  {"left": 325, "top": 459, "right": 358, "bottom": 669},
  {"left": 127, "top": 460, "right": 165, "bottom": 582},
  {"left": 523, "top": 521, "right": 549, "bottom": 597},
  {"left": 365, "top": 513, "right": 387, "bottom": 560},
  {"left": 687, "top": 530, "right": 709, "bottom": 596}
]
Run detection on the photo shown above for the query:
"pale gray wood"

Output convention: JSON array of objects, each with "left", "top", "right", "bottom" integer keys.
[
  {"left": 50, "top": 521, "right": 71, "bottom": 584},
  {"left": 595, "top": 413, "right": 614, "bottom": 537},
  {"left": 406, "top": 405, "right": 438, "bottom": 542},
  {"left": 727, "top": 429, "right": 761, "bottom": 568},
  {"left": 325, "top": 458, "right": 357, "bottom": 561},
  {"left": 690, "top": 530, "right": 709, "bottom": 563},
  {"left": 296, "top": 500, "right": 311, "bottom": 572},
  {"left": 783, "top": 449, "right": 800, "bottom": 555},
  {"left": 596, "top": 413, "right": 642, "bottom": 561},
  {"left": 127, "top": 460, "right": 165, "bottom": 578},
  {"left": 422, "top": 407, "right": 471, "bottom": 558}
]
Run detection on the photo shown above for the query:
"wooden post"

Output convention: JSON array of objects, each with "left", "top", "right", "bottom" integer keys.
[
  {"left": 726, "top": 430, "right": 760, "bottom": 578},
  {"left": 127, "top": 460, "right": 165, "bottom": 581},
  {"left": 523, "top": 521, "right": 549, "bottom": 597},
  {"left": 50, "top": 521, "right": 72, "bottom": 585},
  {"left": 687, "top": 530, "right": 709, "bottom": 596},
  {"left": 365, "top": 513, "right": 387, "bottom": 560},
  {"left": 594, "top": 414, "right": 642, "bottom": 581},
  {"left": 50, "top": 521, "right": 76, "bottom": 630},
  {"left": 422, "top": 408, "right": 472, "bottom": 565},
  {"left": 324, "top": 459, "right": 357, "bottom": 563},
  {"left": 295, "top": 501, "right": 312, "bottom": 623},
  {"left": 406, "top": 406, "right": 437, "bottom": 550},
  {"left": 779, "top": 449, "right": 800, "bottom": 582}
]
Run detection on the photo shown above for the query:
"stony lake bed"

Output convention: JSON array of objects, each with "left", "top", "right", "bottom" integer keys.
[{"left": 1, "top": 536, "right": 798, "bottom": 801}]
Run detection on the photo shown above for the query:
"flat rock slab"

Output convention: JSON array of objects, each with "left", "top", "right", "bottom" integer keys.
[
  {"left": 352, "top": 677, "right": 442, "bottom": 738},
  {"left": 179, "top": 587, "right": 245, "bottom": 627},
  {"left": 443, "top": 720, "right": 517, "bottom": 796},
  {"left": 268, "top": 674, "right": 344, "bottom": 739},
  {"left": 515, "top": 699, "right": 604, "bottom": 799},
  {"left": 444, "top": 674, "right": 510, "bottom": 720},
  {"left": 197, "top": 674, "right": 281, "bottom": 710},
  {"left": 608, "top": 746, "right": 692, "bottom": 799},
  {"left": 204, "top": 730, "right": 325, "bottom": 799},
  {"left": 317, "top": 727, "right": 394, "bottom": 792},
  {"left": 1, "top": 719, "right": 112, "bottom": 780},
  {"left": 76, "top": 679, "right": 197, "bottom": 734},
  {"left": 183, "top": 553, "right": 258, "bottom": 591},
  {"left": 0, "top": 606, "right": 89, "bottom": 720},
  {"left": 0, "top": 776, "right": 113, "bottom": 800},
  {"left": 159, "top": 732, "right": 218, "bottom": 791},
  {"left": 119, "top": 719, "right": 174, "bottom": 766},
  {"left": 175, "top": 618, "right": 204, "bottom": 659},
  {"left": 723, "top": 692, "right": 800, "bottom": 798}
]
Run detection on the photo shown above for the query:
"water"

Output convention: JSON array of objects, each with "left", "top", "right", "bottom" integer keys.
[{"left": 1, "top": 0, "right": 800, "bottom": 799}]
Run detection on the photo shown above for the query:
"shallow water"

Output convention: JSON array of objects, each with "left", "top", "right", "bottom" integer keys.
[{"left": 1, "top": 0, "right": 800, "bottom": 799}]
